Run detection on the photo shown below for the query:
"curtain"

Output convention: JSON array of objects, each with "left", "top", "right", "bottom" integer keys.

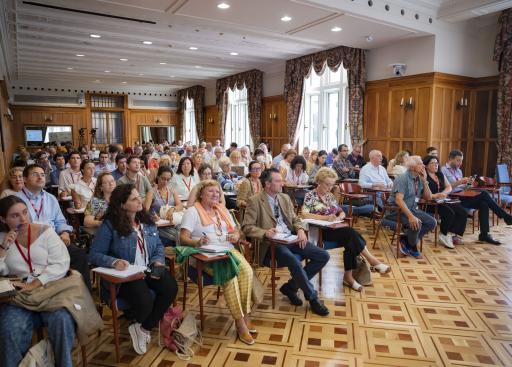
[
  {"left": 284, "top": 45, "right": 366, "bottom": 146},
  {"left": 494, "top": 8, "right": 512, "bottom": 166},
  {"left": 176, "top": 85, "right": 205, "bottom": 142},
  {"left": 216, "top": 69, "right": 263, "bottom": 146}
]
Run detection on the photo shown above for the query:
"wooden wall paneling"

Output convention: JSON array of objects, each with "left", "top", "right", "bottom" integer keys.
[
  {"left": 402, "top": 88, "right": 416, "bottom": 139},
  {"left": 204, "top": 105, "right": 220, "bottom": 143},
  {"left": 127, "top": 109, "right": 177, "bottom": 146},
  {"left": 261, "top": 96, "right": 287, "bottom": 156},
  {"left": 0, "top": 81, "right": 12, "bottom": 175}
]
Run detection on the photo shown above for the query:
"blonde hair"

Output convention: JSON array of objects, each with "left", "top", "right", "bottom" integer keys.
[
  {"left": 193, "top": 179, "right": 222, "bottom": 203},
  {"left": 158, "top": 154, "right": 171, "bottom": 166},
  {"left": 219, "top": 157, "right": 231, "bottom": 168},
  {"left": 229, "top": 150, "right": 241, "bottom": 160},
  {"left": 284, "top": 149, "right": 297, "bottom": 159},
  {"left": 394, "top": 151, "right": 409, "bottom": 165},
  {"left": 2, "top": 167, "right": 24, "bottom": 191},
  {"left": 314, "top": 167, "right": 337, "bottom": 184}
]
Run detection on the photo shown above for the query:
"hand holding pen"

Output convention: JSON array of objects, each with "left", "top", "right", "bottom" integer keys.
[{"left": 198, "top": 232, "right": 210, "bottom": 246}]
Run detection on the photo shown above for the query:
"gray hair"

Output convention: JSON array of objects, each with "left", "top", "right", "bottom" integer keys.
[
  {"left": 368, "top": 150, "right": 381, "bottom": 159},
  {"left": 404, "top": 155, "right": 423, "bottom": 169}
]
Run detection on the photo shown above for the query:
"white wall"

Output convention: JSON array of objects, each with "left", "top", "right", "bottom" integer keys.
[
  {"left": 263, "top": 70, "right": 285, "bottom": 97},
  {"left": 366, "top": 36, "right": 436, "bottom": 81}
]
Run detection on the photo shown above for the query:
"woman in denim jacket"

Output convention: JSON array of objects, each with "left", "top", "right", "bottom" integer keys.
[{"left": 89, "top": 183, "right": 178, "bottom": 355}]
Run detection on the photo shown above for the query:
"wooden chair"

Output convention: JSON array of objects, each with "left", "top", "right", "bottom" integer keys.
[
  {"left": 496, "top": 164, "right": 512, "bottom": 215},
  {"left": 96, "top": 255, "right": 176, "bottom": 363},
  {"left": 337, "top": 182, "right": 373, "bottom": 227}
]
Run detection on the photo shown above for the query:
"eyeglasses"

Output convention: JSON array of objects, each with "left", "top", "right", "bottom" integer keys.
[
  {"left": 159, "top": 177, "right": 172, "bottom": 181},
  {"left": 30, "top": 172, "right": 46, "bottom": 178},
  {"left": 250, "top": 168, "right": 262, "bottom": 172}
]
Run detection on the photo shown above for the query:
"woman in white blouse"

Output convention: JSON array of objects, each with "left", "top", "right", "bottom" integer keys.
[
  {"left": 172, "top": 157, "right": 199, "bottom": 201},
  {"left": 71, "top": 159, "right": 97, "bottom": 210},
  {"left": 279, "top": 149, "right": 297, "bottom": 179},
  {"left": 0, "top": 195, "right": 74, "bottom": 367},
  {"left": 285, "top": 155, "right": 309, "bottom": 185}
]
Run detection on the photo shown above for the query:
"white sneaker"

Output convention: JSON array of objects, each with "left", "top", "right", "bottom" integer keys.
[
  {"left": 439, "top": 233, "right": 455, "bottom": 249},
  {"left": 128, "top": 323, "right": 151, "bottom": 355}
]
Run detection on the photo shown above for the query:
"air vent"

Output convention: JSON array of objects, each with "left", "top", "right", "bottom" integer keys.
[
  {"left": 12, "top": 95, "right": 84, "bottom": 107},
  {"left": 129, "top": 99, "right": 177, "bottom": 109}
]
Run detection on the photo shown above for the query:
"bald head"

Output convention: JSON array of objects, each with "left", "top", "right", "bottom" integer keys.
[{"left": 368, "top": 150, "right": 382, "bottom": 166}]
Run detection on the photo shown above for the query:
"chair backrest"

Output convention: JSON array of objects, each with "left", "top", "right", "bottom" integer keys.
[
  {"left": 477, "top": 176, "right": 497, "bottom": 187},
  {"left": 496, "top": 164, "right": 510, "bottom": 184},
  {"left": 340, "top": 182, "right": 362, "bottom": 194}
]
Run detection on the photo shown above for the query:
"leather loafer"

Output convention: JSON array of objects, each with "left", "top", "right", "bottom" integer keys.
[
  {"left": 478, "top": 234, "right": 501, "bottom": 245},
  {"left": 280, "top": 283, "right": 303, "bottom": 306},
  {"left": 504, "top": 215, "right": 512, "bottom": 226},
  {"left": 309, "top": 298, "right": 329, "bottom": 316}
]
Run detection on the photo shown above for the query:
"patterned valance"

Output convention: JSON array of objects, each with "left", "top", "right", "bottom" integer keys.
[
  {"left": 176, "top": 85, "right": 205, "bottom": 142},
  {"left": 216, "top": 69, "right": 263, "bottom": 146},
  {"left": 284, "top": 45, "right": 366, "bottom": 146}
]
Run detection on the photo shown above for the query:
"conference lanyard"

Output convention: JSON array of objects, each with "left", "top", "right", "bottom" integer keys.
[
  {"left": 15, "top": 224, "right": 34, "bottom": 275},
  {"left": 182, "top": 176, "right": 192, "bottom": 192},
  {"left": 136, "top": 224, "right": 148, "bottom": 266},
  {"left": 22, "top": 189, "right": 44, "bottom": 220}
]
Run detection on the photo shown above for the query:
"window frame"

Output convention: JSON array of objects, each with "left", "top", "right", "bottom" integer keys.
[{"left": 224, "top": 86, "right": 251, "bottom": 149}]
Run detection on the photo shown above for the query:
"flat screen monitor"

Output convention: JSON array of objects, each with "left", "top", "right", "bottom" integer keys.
[{"left": 25, "top": 127, "right": 44, "bottom": 146}]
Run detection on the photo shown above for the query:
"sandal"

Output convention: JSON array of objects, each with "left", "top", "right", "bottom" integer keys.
[
  {"left": 237, "top": 329, "right": 255, "bottom": 345},
  {"left": 343, "top": 279, "right": 363, "bottom": 292},
  {"left": 245, "top": 320, "right": 257, "bottom": 334},
  {"left": 371, "top": 263, "right": 391, "bottom": 274}
]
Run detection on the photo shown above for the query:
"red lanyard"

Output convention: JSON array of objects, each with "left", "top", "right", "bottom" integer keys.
[
  {"left": 15, "top": 224, "right": 33, "bottom": 274},
  {"left": 136, "top": 225, "right": 147, "bottom": 264},
  {"left": 22, "top": 189, "right": 44, "bottom": 220},
  {"left": 414, "top": 178, "right": 420, "bottom": 196},
  {"left": 182, "top": 176, "right": 192, "bottom": 192},
  {"left": 448, "top": 168, "right": 461, "bottom": 181}
]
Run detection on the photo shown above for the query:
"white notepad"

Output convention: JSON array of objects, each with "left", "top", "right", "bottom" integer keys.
[{"left": 92, "top": 265, "right": 147, "bottom": 278}]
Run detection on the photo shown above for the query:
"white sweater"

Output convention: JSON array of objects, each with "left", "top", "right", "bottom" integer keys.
[{"left": 0, "top": 226, "right": 70, "bottom": 285}]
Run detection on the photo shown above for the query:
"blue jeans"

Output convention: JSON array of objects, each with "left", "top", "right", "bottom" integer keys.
[
  {"left": 0, "top": 304, "right": 75, "bottom": 367},
  {"left": 400, "top": 209, "right": 436, "bottom": 248},
  {"left": 341, "top": 204, "right": 375, "bottom": 216},
  {"left": 266, "top": 241, "right": 330, "bottom": 301}
]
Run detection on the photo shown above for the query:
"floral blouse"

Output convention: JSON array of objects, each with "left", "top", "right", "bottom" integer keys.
[{"left": 302, "top": 190, "right": 342, "bottom": 216}]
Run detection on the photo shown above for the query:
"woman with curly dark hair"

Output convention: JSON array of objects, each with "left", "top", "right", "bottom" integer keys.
[
  {"left": 89, "top": 183, "right": 178, "bottom": 356},
  {"left": 285, "top": 155, "right": 309, "bottom": 186}
]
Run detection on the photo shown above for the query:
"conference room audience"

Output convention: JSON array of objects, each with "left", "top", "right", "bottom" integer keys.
[
  {"left": 111, "top": 153, "right": 127, "bottom": 181},
  {"left": 348, "top": 144, "right": 365, "bottom": 168},
  {"left": 58, "top": 151, "right": 82, "bottom": 199},
  {"left": 172, "top": 157, "right": 199, "bottom": 201},
  {"left": 285, "top": 155, "right": 309, "bottom": 185},
  {"left": 229, "top": 149, "right": 248, "bottom": 176},
  {"left": 89, "top": 184, "right": 178, "bottom": 355},
  {"left": 0, "top": 167, "right": 24, "bottom": 199},
  {"left": 118, "top": 155, "right": 153, "bottom": 211},
  {"left": 34, "top": 150, "right": 54, "bottom": 187},
  {"left": 148, "top": 154, "right": 171, "bottom": 183},
  {"left": 188, "top": 164, "right": 226, "bottom": 207},
  {"left": 359, "top": 150, "right": 393, "bottom": 208},
  {"left": 210, "top": 147, "right": 224, "bottom": 174},
  {"left": 332, "top": 144, "right": 356, "bottom": 180},
  {"left": 70, "top": 159, "right": 97, "bottom": 210},
  {"left": 242, "top": 168, "right": 330, "bottom": 316},
  {"left": 84, "top": 172, "right": 116, "bottom": 228},
  {"left": 306, "top": 150, "right": 318, "bottom": 176},
  {"left": 426, "top": 146, "right": 438, "bottom": 157},
  {"left": 279, "top": 149, "right": 297, "bottom": 179},
  {"left": 217, "top": 157, "right": 240, "bottom": 193},
  {"left": 237, "top": 161, "right": 263, "bottom": 209},
  {"left": 387, "top": 156, "right": 436, "bottom": 258},
  {"left": 302, "top": 167, "right": 390, "bottom": 291},
  {"left": 302, "top": 146, "right": 311, "bottom": 162},
  {"left": 50, "top": 152, "right": 66, "bottom": 186},
  {"left": 180, "top": 180, "right": 255, "bottom": 345},
  {"left": 95, "top": 150, "right": 114, "bottom": 177},
  {"left": 240, "top": 145, "right": 251, "bottom": 166},
  {"left": 0, "top": 196, "right": 75, "bottom": 367},
  {"left": 257, "top": 142, "right": 273, "bottom": 167},
  {"left": 253, "top": 148, "right": 271, "bottom": 170},
  {"left": 308, "top": 150, "right": 328, "bottom": 184},
  {"left": 441, "top": 149, "right": 512, "bottom": 244},
  {"left": 192, "top": 151, "right": 203, "bottom": 174},
  {"left": 423, "top": 155, "right": 467, "bottom": 248},
  {"left": 272, "top": 143, "right": 291, "bottom": 168},
  {"left": 387, "top": 150, "right": 409, "bottom": 176}
]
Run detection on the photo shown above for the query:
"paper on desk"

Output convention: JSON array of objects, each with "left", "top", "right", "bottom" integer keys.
[
  {"left": 92, "top": 265, "right": 147, "bottom": 278},
  {"left": 302, "top": 218, "right": 343, "bottom": 226},
  {"left": 199, "top": 243, "right": 233, "bottom": 253},
  {"left": 272, "top": 233, "right": 298, "bottom": 242},
  {"left": 0, "top": 279, "right": 16, "bottom": 297},
  {"left": 156, "top": 219, "right": 171, "bottom": 226}
]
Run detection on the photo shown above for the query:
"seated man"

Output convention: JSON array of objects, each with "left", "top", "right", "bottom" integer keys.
[
  {"left": 387, "top": 156, "right": 436, "bottom": 258},
  {"left": 441, "top": 150, "right": 512, "bottom": 244},
  {"left": 332, "top": 144, "right": 356, "bottom": 180},
  {"left": 242, "top": 168, "right": 330, "bottom": 316},
  {"left": 16, "top": 164, "right": 91, "bottom": 290},
  {"left": 359, "top": 150, "right": 393, "bottom": 208},
  {"left": 58, "top": 151, "right": 82, "bottom": 199},
  {"left": 348, "top": 144, "right": 365, "bottom": 169}
]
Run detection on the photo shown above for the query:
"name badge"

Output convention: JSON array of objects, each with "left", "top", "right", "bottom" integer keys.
[{"left": 415, "top": 197, "right": 420, "bottom": 203}]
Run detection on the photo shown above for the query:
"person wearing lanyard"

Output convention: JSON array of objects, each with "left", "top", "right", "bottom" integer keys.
[
  {"left": 441, "top": 150, "right": 512, "bottom": 244},
  {"left": 172, "top": 157, "right": 198, "bottom": 201},
  {"left": 89, "top": 184, "right": 178, "bottom": 356},
  {"left": 16, "top": 164, "right": 91, "bottom": 290},
  {"left": 387, "top": 156, "right": 437, "bottom": 258},
  {"left": 118, "top": 155, "right": 153, "bottom": 212},
  {"left": 58, "top": 151, "right": 82, "bottom": 199},
  {"left": 0, "top": 196, "right": 75, "bottom": 367}
]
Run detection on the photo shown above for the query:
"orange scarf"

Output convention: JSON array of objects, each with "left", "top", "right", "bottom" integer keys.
[{"left": 194, "top": 202, "right": 235, "bottom": 233}]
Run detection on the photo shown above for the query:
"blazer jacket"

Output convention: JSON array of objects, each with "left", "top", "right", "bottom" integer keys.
[
  {"left": 236, "top": 177, "right": 261, "bottom": 208},
  {"left": 242, "top": 191, "right": 306, "bottom": 266}
]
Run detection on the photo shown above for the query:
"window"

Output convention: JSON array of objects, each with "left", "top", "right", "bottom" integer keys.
[
  {"left": 184, "top": 97, "right": 197, "bottom": 144},
  {"left": 298, "top": 66, "right": 350, "bottom": 151},
  {"left": 224, "top": 87, "right": 251, "bottom": 149},
  {"left": 90, "top": 95, "right": 124, "bottom": 145}
]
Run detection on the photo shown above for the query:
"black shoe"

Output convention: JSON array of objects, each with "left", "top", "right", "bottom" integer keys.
[
  {"left": 279, "top": 283, "right": 303, "bottom": 306},
  {"left": 478, "top": 234, "right": 501, "bottom": 245},
  {"left": 504, "top": 215, "right": 512, "bottom": 226},
  {"left": 309, "top": 298, "right": 329, "bottom": 316}
]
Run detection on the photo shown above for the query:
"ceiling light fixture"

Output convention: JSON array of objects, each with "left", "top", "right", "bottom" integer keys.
[
  {"left": 217, "top": 3, "right": 230, "bottom": 9},
  {"left": 66, "top": 67, "right": 73, "bottom": 70},
  {"left": 119, "top": 58, "right": 128, "bottom": 61},
  {"left": 104, "top": 70, "right": 111, "bottom": 73},
  {"left": 160, "top": 62, "right": 167, "bottom": 65},
  {"left": 76, "top": 54, "right": 85, "bottom": 57},
  {"left": 170, "top": 75, "right": 175, "bottom": 78},
  {"left": 122, "top": 81, "right": 127, "bottom": 84},
  {"left": 230, "top": 52, "right": 238, "bottom": 56},
  {"left": 195, "top": 65, "right": 202, "bottom": 68},
  {"left": 90, "top": 34, "right": 101, "bottom": 38},
  {"left": 142, "top": 41, "right": 153, "bottom": 45},
  {"left": 281, "top": 15, "right": 292, "bottom": 22},
  {"left": 366, "top": 35, "right": 374, "bottom": 42},
  {"left": 189, "top": 46, "right": 198, "bottom": 50},
  {"left": 331, "top": 26, "right": 342, "bottom": 32},
  {"left": 139, "top": 73, "right": 144, "bottom": 76}
]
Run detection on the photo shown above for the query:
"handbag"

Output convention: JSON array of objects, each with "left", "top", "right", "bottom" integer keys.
[
  {"left": 353, "top": 255, "right": 372, "bottom": 286},
  {"left": 251, "top": 273, "right": 265, "bottom": 305},
  {"left": 159, "top": 306, "right": 184, "bottom": 352},
  {"left": 19, "top": 338, "right": 55, "bottom": 367},
  {"left": 173, "top": 313, "right": 203, "bottom": 360}
]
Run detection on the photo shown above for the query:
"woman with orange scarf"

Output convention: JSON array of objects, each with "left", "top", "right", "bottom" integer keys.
[{"left": 180, "top": 180, "right": 255, "bottom": 345}]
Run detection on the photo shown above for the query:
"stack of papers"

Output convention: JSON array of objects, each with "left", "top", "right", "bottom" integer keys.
[
  {"left": 272, "top": 233, "right": 298, "bottom": 242},
  {"left": 303, "top": 218, "right": 343, "bottom": 226},
  {"left": 199, "top": 244, "right": 233, "bottom": 253},
  {"left": 92, "top": 265, "right": 147, "bottom": 278}
]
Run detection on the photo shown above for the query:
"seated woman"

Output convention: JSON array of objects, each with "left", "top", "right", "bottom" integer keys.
[
  {"left": 387, "top": 151, "right": 409, "bottom": 177},
  {"left": 423, "top": 155, "right": 468, "bottom": 248},
  {"left": 229, "top": 150, "right": 248, "bottom": 176},
  {"left": 172, "top": 157, "right": 199, "bottom": 201},
  {"left": 302, "top": 168, "right": 390, "bottom": 291},
  {"left": 84, "top": 172, "right": 116, "bottom": 228},
  {"left": 217, "top": 157, "right": 240, "bottom": 191},
  {"left": 0, "top": 196, "right": 74, "bottom": 367},
  {"left": 279, "top": 149, "right": 297, "bottom": 179},
  {"left": 192, "top": 152, "right": 203, "bottom": 175},
  {"left": 70, "top": 159, "right": 96, "bottom": 210},
  {"left": 236, "top": 161, "right": 262, "bottom": 209},
  {"left": 257, "top": 143, "right": 273, "bottom": 168},
  {"left": 180, "top": 180, "right": 255, "bottom": 345},
  {"left": 285, "top": 155, "right": 309, "bottom": 185},
  {"left": 308, "top": 150, "right": 327, "bottom": 184},
  {"left": 150, "top": 166, "right": 184, "bottom": 245},
  {"left": 89, "top": 184, "right": 178, "bottom": 356},
  {"left": 253, "top": 148, "right": 271, "bottom": 170},
  {"left": 148, "top": 154, "right": 171, "bottom": 183},
  {"left": 0, "top": 167, "right": 24, "bottom": 199},
  {"left": 306, "top": 150, "right": 318, "bottom": 176},
  {"left": 188, "top": 164, "right": 226, "bottom": 207}
]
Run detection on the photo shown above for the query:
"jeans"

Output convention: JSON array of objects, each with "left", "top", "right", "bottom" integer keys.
[
  {"left": 341, "top": 204, "right": 375, "bottom": 216},
  {"left": 118, "top": 271, "right": 178, "bottom": 330},
  {"left": 0, "top": 304, "right": 75, "bottom": 367},
  {"left": 399, "top": 209, "right": 436, "bottom": 248},
  {"left": 460, "top": 190, "right": 512, "bottom": 235},
  {"left": 266, "top": 241, "right": 329, "bottom": 301}
]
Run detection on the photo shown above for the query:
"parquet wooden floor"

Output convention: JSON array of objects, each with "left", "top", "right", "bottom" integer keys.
[{"left": 80, "top": 218, "right": 512, "bottom": 366}]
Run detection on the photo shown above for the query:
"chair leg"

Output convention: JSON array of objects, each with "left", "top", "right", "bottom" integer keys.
[
  {"left": 216, "top": 286, "right": 221, "bottom": 300},
  {"left": 182, "top": 261, "right": 188, "bottom": 311},
  {"left": 372, "top": 221, "right": 383, "bottom": 249},
  {"left": 110, "top": 284, "right": 121, "bottom": 364},
  {"left": 81, "top": 345, "right": 87, "bottom": 367},
  {"left": 271, "top": 243, "right": 276, "bottom": 309},
  {"left": 197, "top": 263, "right": 204, "bottom": 330}
]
